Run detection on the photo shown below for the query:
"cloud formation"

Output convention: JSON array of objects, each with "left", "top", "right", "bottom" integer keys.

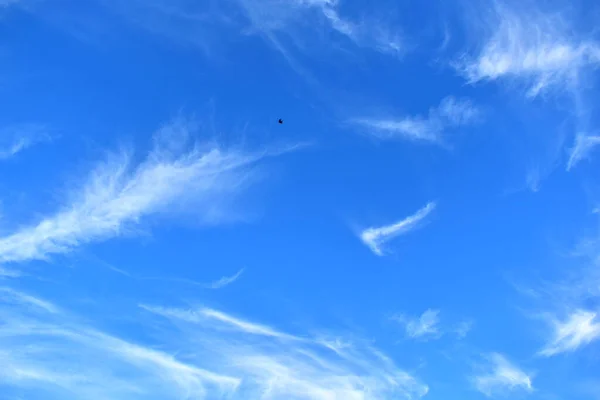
[
  {"left": 204, "top": 268, "right": 245, "bottom": 289},
  {"left": 0, "top": 118, "right": 292, "bottom": 265},
  {"left": 566, "top": 133, "right": 600, "bottom": 170},
  {"left": 0, "top": 124, "right": 49, "bottom": 160},
  {"left": 236, "top": 0, "right": 405, "bottom": 57},
  {"left": 141, "top": 303, "right": 429, "bottom": 400},
  {"left": 473, "top": 353, "right": 533, "bottom": 397},
  {"left": 0, "top": 287, "right": 429, "bottom": 400},
  {"left": 540, "top": 309, "right": 600, "bottom": 356},
  {"left": 0, "top": 288, "right": 239, "bottom": 400},
  {"left": 354, "top": 97, "right": 480, "bottom": 143},
  {"left": 393, "top": 309, "right": 441, "bottom": 340},
  {"left": 454, "top": 320, "right": 474, "bottom": 339},
  {"left": 360, "top": 202, "right": 436, "bottom": 256},
  {"left": 456, "top": 1, "right": 600, "bottom": 97}
]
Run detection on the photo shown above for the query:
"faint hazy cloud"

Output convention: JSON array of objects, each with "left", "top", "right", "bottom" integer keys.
[
  {"left": 0, "top": 124, "right": 49, "bottom": 160},
  {"left": 454, "top": 320, "right": 474, "bottom": 339},
  {"left": 0, "top": 117, "right": 298, "bottom": 265},
  {"left": 0, "top": 0, "right": 20, "bottom": 7},
  {"left": 236, "top": 0, "right": 405, "bottom": 66},
  {"left": 141, "top": 303, "right": 429, "bottom": 400},
  {"left": 204, "top": 268, "right": 245, "bottom": 289},
  {"left": 0, "top": 287, "right": 429, "bottom": 399},
  {"left": 566, "top": 132, "right": 600, "bottom": 170},
  {"left": 0, "top": 288, "right": 240, "bottom": 399},
  {"left": 140, "top": 305, "right": 302, "bottom": 341},
  {"left": 472, "top": 353, "right": 533, "bottom": 397},
  {"left": 392, "top": 309, "right": 441, "bottom": 341},
  {"left": 540, "top": 309, "right": 600, "bottom": 356},
  {"left": 360, "top": 201, "right": 436, "bottom": 256},
  {"left": 455, "top": 1, "right": 600, "bottom": 98},
  {"left": 354, "top": 97, "right": 480, "bottom": 144}
]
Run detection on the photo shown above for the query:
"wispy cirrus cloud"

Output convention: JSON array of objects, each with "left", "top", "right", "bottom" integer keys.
[
  {"left": 205, "top": 268, "right": 245, "bottom": 289},
  {"left": 0, "top": 287, "right": 429, "bottom": 400},
  {"left": 234, "top": 0, "right": 405, "bottom": 77},
  {"left": 0, "top": 267, "right": 21, "bottom": 278},
  {"left": 0, "top": 117, "right": 297, "bottom": 266},
  {"left": 0, "top": 288, "right": 240, "bottom": 400},
  {"left": 454, "top": 319, "right": 474, "bottom": 339},
  {"left": 455, "top": 1, "right": 600, "bottom": 98},
  {"left": 0, "top": 124, "right": 49, "bottom": 160},
  {"left": 360, "top": 201, "right": 436, "bottom": 256},
  {"left": 0, "top": 287, "right": 60, "bottom": 314},
  {"left": 539, "top": 309, "right": 600, "bottom": 356},
  {"left": 472, "top": 353, "right": 533, "bottom": 397},
  {"left": 141, "top": 305, "right": 301, "bottom": 341},
  {"left": 141, "top": 303, "right": 429, "bottom": 400},
  {"left": 392, "top": 309, "right": 441, "bottom": 341},
  {"left": 354, "top": 96, "right": 480, "bottom": 144},
  {"left": 519, "top": 226, "right": 600, "bottom": 357},
  {"left": 566, "top": 132, "right": 600, "bottom": 170}
]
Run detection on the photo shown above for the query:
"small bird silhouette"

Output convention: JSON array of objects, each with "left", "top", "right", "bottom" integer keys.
[{"left": 278, "top": 119, "right": 283, "bottom": 124}]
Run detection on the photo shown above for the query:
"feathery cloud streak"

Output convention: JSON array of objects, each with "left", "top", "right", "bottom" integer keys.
[
  {"left": 393, "top": 309, "right": 441, "bottom": 340},
  {"left": 0, "top": 287, "right": 428, "bottom": 400},
  {"left": 236, "top": 0, "right": 405, "bottom": 59},
  {"left": 0, "top": 118, "right": 294, "bottom": 265},
  {"left": 473, "top": 353, "right": 533, "bottom": 397},
  {"left": 354, "top": 97, "right": 480, "bottom": 143},
  {"left": 456, "top": 1, "right": 600, "bottom": 97},
  {"left": 567, "top": 133, "right": 600, "bottom": 170},
  {"left": 205, "top": 268, "right": 245, "bottom": 289},
  {"left": 360, "top": 202, "right": 436, "bottom": 256},
  {"left": 0, "top": 124, "right": 49, "bottom": 160},
  {"left": 0, "top": 288, "right": 239, "bottom": 400},
  {"left": 141, "top": 303, "right": 429, "bottom": 400},
  {"left": 540, "top": 309, "right": 600, "bottom": 356}
]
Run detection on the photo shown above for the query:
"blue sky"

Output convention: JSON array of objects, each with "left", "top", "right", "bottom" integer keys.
[{"left": 1, "top": 0, "right": 600, "bottom": 399}]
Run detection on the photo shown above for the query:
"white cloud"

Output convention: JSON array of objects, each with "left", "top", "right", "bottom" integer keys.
[
  {"left": 0, "top": 267, "right": 21, "bottom": 278},
  {"left": 360, "top": 201, "right": 436, "bottom": 256},
  {"left": 236, "top": 0, "right": 405, "bottom": 59},
  {"left": 455, "top": 1, "right": 600, "bottom": 97},
  {"left": 140, "top": 305, "right": 302, "bottom": 341},
  {"left": 0, "top": 287, "right": 60, "bottom": 314},
  {"left": 540, "top": 309, "right": 600, "bottom": 356},
  {"left": 0, "top": 124, "right": 49, "bottom": 160},
  {"left": 205, "top": 268, "right": 245, "bottom": 289},
  {"left": 454, "top": 320, "right": 474, "bottom": 339},
  {"left": 566, "top": 132, "right": 600, "bottom": 170},
  {"left": 354, "top": 97, "right": 480, "bottom": 143},
  {"left": 0, "top": 288, "right": 428, "bottom": 400},
  {"left": 141, "top": 304, "right": 429, "bottom": 400},
  {"left": 0, "top": 117, "right": 295, "bottom": 265},
  {"left": 0, "top": 289, "right": 240, "bottom": 400},
  {"left": 473, "top": 353, "right": 533, "bottom": 397},
  {"left": 393, "top": 309, "right": 441, "bottom": 340}
]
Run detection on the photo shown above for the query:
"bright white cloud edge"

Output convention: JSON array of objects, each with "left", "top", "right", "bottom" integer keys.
[
  {"left": 204, "top": 268, "right": 246, "bottom": 289},
  {"left": 473, "top": 353, "right": 533, "bottom": 397},
  {"left": 392, "top": 309, "right": 441, "bottom": 340},
  {"left": 0, "top": 124, "right": 49, "bottom": 160},
  {"left": 0, "top": 118, "right": 297, "bottom": 265},
  {"left": 540, "top": 309, "right": 600, "bottom": 356},
  {"left": 455, "top": 1, "right": 600, "bottom": 97},
  {"left": 0, "top": 287, "right": 429, "bottom": 400},
  {"left": 354, "top": 96, "right": 480, "bottom": 143},
  {"left": 360, "top": 201, "right": 436, "bottom": 256}
]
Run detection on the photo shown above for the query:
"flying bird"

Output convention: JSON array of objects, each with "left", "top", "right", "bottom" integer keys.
[{"left": 278, "top": 119, "right": 283, "bottom": 124}]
